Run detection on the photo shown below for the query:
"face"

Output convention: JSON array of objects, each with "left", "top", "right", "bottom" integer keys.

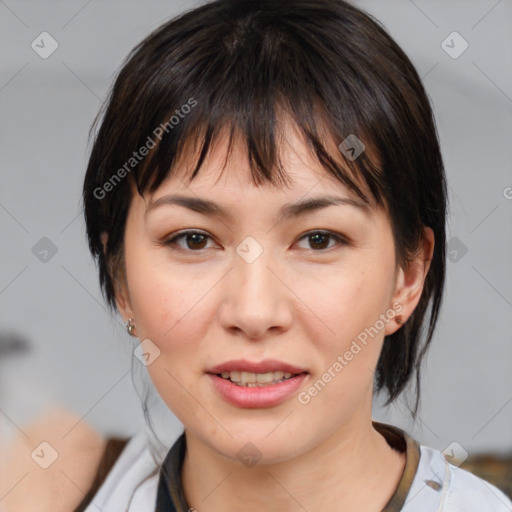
[{"left": 115, "top": 122, "right": 430, "bottom": 464}]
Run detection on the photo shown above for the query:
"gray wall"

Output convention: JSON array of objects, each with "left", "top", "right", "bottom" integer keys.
[{"left": 1, "top": 0, "right": 511, "bottom": 458}]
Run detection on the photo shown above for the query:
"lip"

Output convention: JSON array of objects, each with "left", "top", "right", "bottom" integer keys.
[
  {"left": 208, "top": 372, "right": 308, "bottom": 408},
  {"left": 206, "top": 359, "right": 308, "bottom": 375}
]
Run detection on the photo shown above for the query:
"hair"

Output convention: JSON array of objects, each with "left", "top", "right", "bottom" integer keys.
[{"left": 83, "top": 0, "right": 447, "bottom": 433}]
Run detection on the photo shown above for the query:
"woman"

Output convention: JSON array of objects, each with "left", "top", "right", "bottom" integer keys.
[{"left": 77, "top": 0, "right": 512, "bottom": 510}]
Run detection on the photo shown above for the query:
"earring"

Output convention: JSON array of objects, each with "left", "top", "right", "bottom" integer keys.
[
  {"left": 126, "top": 317, "right": 136, "bottom": 336},
  {"left": 395, "top": 316, "right": 405, "bottom": 325}
]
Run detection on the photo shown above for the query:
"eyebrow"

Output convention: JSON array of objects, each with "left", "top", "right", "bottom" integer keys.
[{"left": 145, "top": 194, "right": 371, "bottom": 221}]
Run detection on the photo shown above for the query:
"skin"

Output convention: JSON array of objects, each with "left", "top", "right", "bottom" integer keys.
[
  {"left": 0, "top": 406, "right": 106, "bottom": 512},
  {"left": 114, "top": 119, "right": 434, "bottom": 512}
]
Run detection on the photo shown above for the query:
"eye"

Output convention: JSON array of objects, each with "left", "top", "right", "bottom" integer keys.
[
  {"left": 163, "top": 230, "right": 216, "bottom": 252},
  {"left": 296, "top": 230, "right": 348, "bottom": 251},
  {"left": 162, "top": 229, "right": 348, "bottom": 253}
]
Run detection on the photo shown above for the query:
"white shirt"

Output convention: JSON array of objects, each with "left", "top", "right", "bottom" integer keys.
[{"left": 84, "top": 429, "right": 512, "bottom": 512}]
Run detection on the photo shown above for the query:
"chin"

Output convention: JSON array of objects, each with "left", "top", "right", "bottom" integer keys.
[{"left": 202, "top": 426, "right": 308, "bottom": 467}]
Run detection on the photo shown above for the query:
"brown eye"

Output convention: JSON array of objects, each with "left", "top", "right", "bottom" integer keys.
[
  {"left": 184, "top": 233, "right": 208, "bottom": 250},
  {"left": 164, "top": 230, "right": 214, "bottom": 251},
  {"left": 297, "top": 231, "right": 348, "bottom": 251}
]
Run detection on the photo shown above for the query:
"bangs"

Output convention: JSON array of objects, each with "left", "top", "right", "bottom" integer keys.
[
  {"left": 121, "top": 6, "right": 389, "bottom": 208},
  {"left": 137, "top": 99, "right": 383, "bottom": 208}
]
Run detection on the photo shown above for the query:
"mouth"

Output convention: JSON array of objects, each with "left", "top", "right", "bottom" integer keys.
[
  {"left": 205, "top": 359, "right": 309, "bottom": 406},
  {"left": 214, "top": 370, "right": 308, "bottom": 387},
  {"left": 206, "top": 361, "right": 309, "bottom": 408},
  {"left": 206, "top": 358, "right": 309, "bottom": 386}
]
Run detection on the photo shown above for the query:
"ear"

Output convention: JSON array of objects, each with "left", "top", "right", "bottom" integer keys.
[
  {"left": 384, "top": 226, "right": 435, "bottom": 336},
  {"left": 100, "top": 231, "right": 134, "bottom": 324}
]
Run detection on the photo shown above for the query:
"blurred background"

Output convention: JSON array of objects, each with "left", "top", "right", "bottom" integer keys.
[{"left": 1, "top": 0, "right": 511, "bottom": 492}]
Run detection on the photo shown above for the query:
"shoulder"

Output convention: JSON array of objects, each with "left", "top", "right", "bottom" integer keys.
[
  {"left": 444, "top": 457, "right": 512, "bottom": 511},
  {"left": 410, "top": 444, "right": 512, "bottom": 512},
  {"left": 73, "top": 436, "right": 131, "bottom": 511},
  {"left": 79, "top": 429, "right": 161, "bottom": 512},
  {"left": 0, "top": 406, "right": 108, "bottom": 512}
]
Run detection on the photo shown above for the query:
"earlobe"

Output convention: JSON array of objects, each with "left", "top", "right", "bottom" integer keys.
[
  {"left": 385, "top": 226, "right": 435, "bottom": 336},
  {"left": 114, "top": 278, "right": 134, "bottom": 325},
  {"left": 114, "top": 290, "right": 128, "bottom": 320}
]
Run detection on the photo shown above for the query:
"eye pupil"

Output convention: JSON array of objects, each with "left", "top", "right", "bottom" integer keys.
[
  {"left": 188, "top": 233, "right": 207, "bottom": 249},
  {"left": 309, "top": 233, "right": 329, "bottom": 250}
]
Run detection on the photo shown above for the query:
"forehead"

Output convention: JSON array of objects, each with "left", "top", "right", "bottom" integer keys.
[{"left": 144, "top": 119, "right": 375, "bottom": 207}]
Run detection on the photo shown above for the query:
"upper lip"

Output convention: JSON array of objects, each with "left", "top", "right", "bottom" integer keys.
[{"left": 207, "top": 359, "right": 308, "bottom": 375}]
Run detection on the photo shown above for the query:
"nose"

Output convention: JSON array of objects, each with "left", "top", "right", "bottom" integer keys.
[{"left": 218, "top": 246, "right": 294, "bottom": 340}]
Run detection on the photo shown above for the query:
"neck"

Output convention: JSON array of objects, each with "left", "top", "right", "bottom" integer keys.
[{"left": 181, "top": 414, "right": 406, "bottom": 512}]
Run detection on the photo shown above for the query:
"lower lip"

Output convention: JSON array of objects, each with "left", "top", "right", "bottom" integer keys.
[{"left": 207, "top": 373, "right": 308, "bottom": 408}]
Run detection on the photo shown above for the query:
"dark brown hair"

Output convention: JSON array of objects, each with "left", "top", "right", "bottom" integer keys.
[{"left": 83, "top": 0, "right": 447, "bottom": 416}]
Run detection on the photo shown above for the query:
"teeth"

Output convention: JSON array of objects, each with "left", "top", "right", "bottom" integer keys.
[
  {"left": 256, "top": 372, "right": 276, "bottom": 383},
  {"left": 219, "top": 370, "right": 298, "bottom": 386}
]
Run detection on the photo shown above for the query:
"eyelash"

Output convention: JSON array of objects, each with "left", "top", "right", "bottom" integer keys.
[{"left": 162, "top": 229, "right": 348, "bottom": 253}]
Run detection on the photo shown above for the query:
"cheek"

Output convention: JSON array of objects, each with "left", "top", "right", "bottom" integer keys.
[
  {"left": 123, "top": 244, "right": 220, "bottom": 423},
  {"left": 295, "top": 250, "right": 397, "bottom": 409},
  {"left": 124, "top": 240, "right": 219, "bottom": 357},
  {"left": 305, "top": 258, "right": 395, "bottom": 349},
  {"left": 293, "top": 271, "right": 393, "bottom": 421}
]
